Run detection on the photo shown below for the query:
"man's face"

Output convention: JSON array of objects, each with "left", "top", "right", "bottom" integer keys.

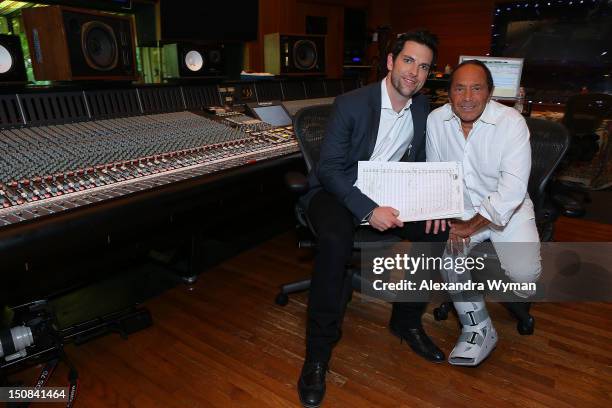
[
  {"left": 449, "top": 64, "right": 492, "bottom": 125},
  {"left": 386, "top": 41, "right": 433, "bottom": 99}
]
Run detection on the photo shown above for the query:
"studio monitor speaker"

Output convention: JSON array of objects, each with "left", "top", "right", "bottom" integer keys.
[
  {"left": 264, "top": 33, "right": 325, "bottom": 76},
  {"left": 22, "top": 6, "right": 137, "bottom": 81},
  {"left": 162, "top": 43, "right": 225, "bottom": 79},
  {"left": 0, "top": 34, "right": 27, "bottom": 83}
]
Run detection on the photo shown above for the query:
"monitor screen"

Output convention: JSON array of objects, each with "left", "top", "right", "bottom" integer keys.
[
  {"left": 252, "top": 105, "right": 292, "bottom": 126},
  {"left": 458, "top": 56, "right": 524, "bottom": 99}
]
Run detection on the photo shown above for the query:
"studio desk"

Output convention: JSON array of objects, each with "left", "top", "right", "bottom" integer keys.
[{"left": 0, "top": 88, "right": 303, "bottom": 306}]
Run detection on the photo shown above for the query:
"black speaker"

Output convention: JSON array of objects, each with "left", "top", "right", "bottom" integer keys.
[
  {"left": 343, "top": 8, "right": 367, "bottom": 65},
  {"left": 0, "top": 34, "right": 27, "bottom": 83},
  {"left": 264, "top": 33, "right": 325, "bottom": 75},
  {"left": 163, "top": 43, "right": 225, "bottom": 79},
  {"left": 22, "top": 6, "right": 137, "bottom": 81},
  {"left": 63, "top": 9, "right": 136, "bottom": 78}
]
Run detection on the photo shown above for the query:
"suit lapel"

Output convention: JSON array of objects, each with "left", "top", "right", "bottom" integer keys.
[{"left": 366, "top": 82, "right": 382, "bottom": 158}]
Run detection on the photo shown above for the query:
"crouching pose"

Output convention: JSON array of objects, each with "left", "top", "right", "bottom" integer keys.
[{"left": 426, "top": 60, "right": 542, "bottom": 366}]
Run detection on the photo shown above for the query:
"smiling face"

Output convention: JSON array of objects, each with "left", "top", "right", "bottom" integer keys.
[
  {"left": 386, "top": 40, "right": 433, "bottom": 101},
  {"left": 449, "top": 63, "right": 492, "bottom": 126}
]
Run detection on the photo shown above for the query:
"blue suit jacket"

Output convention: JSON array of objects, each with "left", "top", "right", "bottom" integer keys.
[{"left": 301, "top": 82, "right": 430, "bottom": 222}]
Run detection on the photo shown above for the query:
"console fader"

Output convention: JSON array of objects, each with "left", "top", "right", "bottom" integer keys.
[{"left": 0, "top": 111, "right": 298, "bottom": 228}]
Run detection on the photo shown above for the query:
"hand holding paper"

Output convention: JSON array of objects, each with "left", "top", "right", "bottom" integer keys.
[
  {"left": 369, "top": 206, "right": 404, "bottom": 231},
  {"left": 356, "top": 161, "right": 464, "bottom": 222}
]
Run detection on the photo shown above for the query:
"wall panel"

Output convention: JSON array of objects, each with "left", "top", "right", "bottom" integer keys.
[{"left": 389, "top": 0, "right": 511, "bottom": 69}]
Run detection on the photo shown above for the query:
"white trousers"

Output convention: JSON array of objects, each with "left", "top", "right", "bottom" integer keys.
[{"left": 444, "top": 203, "right": 542, "bottom": 298}]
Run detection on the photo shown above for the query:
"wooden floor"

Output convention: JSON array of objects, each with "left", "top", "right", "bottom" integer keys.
[{"left": 13, "top": 216, "right": 612, "bottom": 407}]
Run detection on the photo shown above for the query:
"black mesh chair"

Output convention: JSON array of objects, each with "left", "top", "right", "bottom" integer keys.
[
  {"left": 527, "top": 117, "right": 572, "bottom": 241},
  {"left": 433, "top": 117, "right": 570, "bottom": 333},
  {"left": 276, "top": 104, "right": 400, "bottom": 306},
  {"left": 553, "top": 93, "right": 612, "bottom": 217}
]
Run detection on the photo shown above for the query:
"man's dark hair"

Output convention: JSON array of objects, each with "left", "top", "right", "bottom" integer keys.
[
  {"left": 390, "top": 30, "right": 438, "bottom": 68},
  {"left": 449, "top": 59, "right": 495, "bottom": 92}
]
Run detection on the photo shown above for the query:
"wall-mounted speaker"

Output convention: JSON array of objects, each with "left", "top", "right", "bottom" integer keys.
[
  {"left": 264, "top": 33, "right": 325, "bottom": 76},
  {"left": 22, "top": 6, "right": 137, "bottom": 81},
  {"left": 162, "top": 43, "right": 225, "bottom": 79},
  {"left": 343, "top": 8, "right": 367, "bottom": 65},
  {"left": 0, "top": 34, "right": 27, "bottom": 84}
]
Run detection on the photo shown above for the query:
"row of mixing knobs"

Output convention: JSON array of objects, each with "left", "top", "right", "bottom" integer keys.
[
  {"left": 0, "top": 137, "right": 273, "bottom": 209},
  {"left": 244, "top": 125, "right": 294, "bottom": 142}
]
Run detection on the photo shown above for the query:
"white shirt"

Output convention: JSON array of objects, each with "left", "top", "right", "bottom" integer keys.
[
  {"left": 357, "top": 79, "right": 415, "bottom": 221},
  {"left": 370, "top": 79, "right": 414, "bottom": 161},
  {"left": 426, "top": 100, "right": 532, "bottom": 226}
]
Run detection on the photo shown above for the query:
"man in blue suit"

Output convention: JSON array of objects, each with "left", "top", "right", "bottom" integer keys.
[{"left": 298, "top": 31, "right": 449, "bottom": 407}]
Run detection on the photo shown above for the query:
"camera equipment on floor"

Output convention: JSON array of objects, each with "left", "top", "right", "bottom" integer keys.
[{"left": 1, "top": 300, "right": 152, "bottom": 406}]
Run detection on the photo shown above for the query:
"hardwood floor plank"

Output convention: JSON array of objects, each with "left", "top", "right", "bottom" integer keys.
[{"left": 9, "top": 215, "right": 612, "bottom": 407}]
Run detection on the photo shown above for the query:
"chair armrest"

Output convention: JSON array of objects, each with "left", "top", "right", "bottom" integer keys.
[
  {"left": 285, "top": 171, "right": 309, "bottom": 195},
  {"left": 535, "top": 198, "right": 559, "bottom": 223},
  {"left": 535, "top": 198, "right": 561, "bottom": 242}
]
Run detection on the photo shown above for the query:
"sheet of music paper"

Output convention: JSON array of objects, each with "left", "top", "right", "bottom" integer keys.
[{"left": 356, "top": 161, "right": 464, "bottom": 222}]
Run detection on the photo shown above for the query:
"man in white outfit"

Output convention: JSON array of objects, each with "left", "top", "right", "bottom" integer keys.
[{"left": 426, "top": 60, "right": 541, "bottom": 366}]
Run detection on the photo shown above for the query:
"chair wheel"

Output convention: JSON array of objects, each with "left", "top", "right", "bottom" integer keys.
[
  {"left": 517, "top": 316, "right": 535, "bottom": 335},
  {"left": 433, "top": 307, "right": 448, "bottom": 321},
  {"left": 275, "top": 293, "right": 289, "bottom": 306}
]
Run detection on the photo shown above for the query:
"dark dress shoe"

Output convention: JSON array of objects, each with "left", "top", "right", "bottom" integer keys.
[
  {"left": 502, "top": 302, "right": 535, "bottom": 335},
  {"left": 389, "top": 325, "right": 445, "bottom": 363},
  {"left": 298, "top": 361, "right": 328, "bottom": 408}
]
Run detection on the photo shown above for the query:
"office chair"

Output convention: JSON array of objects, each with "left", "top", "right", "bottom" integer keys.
[
  {"left": 433, "top": 117, "right": 570, "bottom": 334},
  {"left": 276, "top": 104, "right": 401, "bottom": 306},
  {"left": 553, "top": 93, "right": 612, "bottom": 217},
  {"left": 527, "top": 117, "right": 572, "bottom": 241}
]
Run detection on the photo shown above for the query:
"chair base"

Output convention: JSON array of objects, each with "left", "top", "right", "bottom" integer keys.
[
  {"left": 275, "top": 269, "right": 368, "bottom": 307},
  {"left": 552, "top": 192, "right": 586, "bottom": 217},
  {"left": 276, "top": 278, "right": 311, "bottom": 306}
]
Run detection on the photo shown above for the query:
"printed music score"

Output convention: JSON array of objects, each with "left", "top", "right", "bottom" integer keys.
[{"left": 356, "top": 161, "right": 464, "bottom": 222}]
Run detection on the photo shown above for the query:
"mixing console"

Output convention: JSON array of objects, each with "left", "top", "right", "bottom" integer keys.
[
  {"left": 219, "top": 113, "right": 275, "bottom": 132},
  {"left": 0, "top": 111, "right": 298, "bottom": 228}
]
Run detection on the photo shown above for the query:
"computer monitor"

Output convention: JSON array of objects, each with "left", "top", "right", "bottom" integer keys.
[
  {"left": 458, "top": 56, "right": 524, "bottom": 100},
  {"left": 247, "top": 102, "right": 293, "bottom": 126}
]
